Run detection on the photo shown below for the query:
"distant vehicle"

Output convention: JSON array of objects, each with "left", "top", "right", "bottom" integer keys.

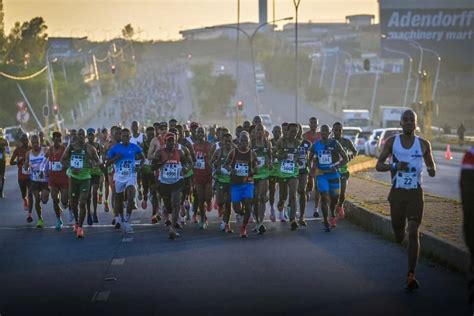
[
  {"left": 301, "top": 125, "right": 310, "bottom": 134},
  {"left": 365, "top": 128, "right": 384, "bottom": 157},
  {"left": 342, "top": 127, "right": 362, "bottom": 144},
  {"left": 375, "top": 127, "right": 402, "bottom": 158},
  {"left": 342, "top": 110, "right": 370, "bottom": 130},
  {"left": 356, "top": 131, "right": 372, "bottom": 155},
  {"left": 259, "top": 114, "right": 272, "bottom": 130},
  {"left": 3, "top": 126, "right": 23, "bottom": 143},
  {"left": 379, "top": 106, "right": 410, "bottom": 128},
  {"left": 256, "top": 79, "right": 264, "bottom": 93}
]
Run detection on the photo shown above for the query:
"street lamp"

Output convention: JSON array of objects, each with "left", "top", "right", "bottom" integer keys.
[
  {"left": 383, "top": 47, "right": 413, "bottom": 108},
  {"left": 415, "top": 46, "right": 441, "bottom": 101},
  {"left": 293, "top": 0, "right": 301, "bottom": 122},
  {"left": 338, "top": 49, "right": 353, "bottom": 104},
  {"left": 207, "top": 16, "right": 293, "bottom": 114}
]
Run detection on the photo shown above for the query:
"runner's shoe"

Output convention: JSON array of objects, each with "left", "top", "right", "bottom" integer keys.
[
  {"left": 141, "top": 200, "right": 148, "bottom": 210},
  {"left": 76, "top": 227, "right": 84, "bottom": 238},
  {"left": 323, "top": 222, "right": 331, "bottom": 232},
  {"left": 87, "top": 214, "right": 93, "bottom": 226},
  {"left": 258, "top": 224, "right": 266, "bottom": 235},
  {"left": 151, "top": 215, "right": 159, "bottom": 224},
  {"left": 337, "top": 206, "right": 345, "bottom": 219},
  {"left": 329, "top": 216, "right": 337, "bottom": 228},
  {"left": 23, "top": 198, "right": 29, "bottom": 211},
  {"left": 404, "top": 273, "right": 420, "bottom": 292},
  {"left": 298, "top": 218, "right": 307, "bottom": 227},
  {"left": 104, "top": 201, "right": 110, "bottom": 212},
  {"left": 26, "top": 213, "right": 33, "bottom": 223},
  {"left": 114, "top": 217, "right": 122, "bottom": 229},
  {"left": 290, "top": 220, "right": 298, "bottom": 231},
  {"left": 313, "top": 208, "right": 320, "bottom": 218},
  {"left": 219, "top": 221, "right": 226, "bottom": 232},
  {"left": 93, "top": 213, "right": 99, "bottom": 223},
  {"left": 55, "top": 218, "right": 63, "bottom": 231},
  {"left": 240, "top": 225, "right": 248, "bottom": 238},
  {"left": 72, "top": 223, "right": 79, "bottom": 233},
  {"left": 36, "top": 218, "right": 44, "bottom": 228},
  {"left": 270, "top": 206, "right": 276, "bottom": 222},
  {"left": 224, "top": 224, "right": 234, "bottom": 234}
]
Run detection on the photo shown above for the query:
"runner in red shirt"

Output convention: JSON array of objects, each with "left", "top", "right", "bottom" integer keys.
[
  {"left": 46, "top": 131, "right": 69, "bottom": 231},
  {"left": 10, "top": 133, "right": 33, "bottom": 219},
  {"left": 193, "top": 127, "right": 212, "bottom": 229},
  {"left": 303, "top": 117, "right": 322, "bottom": 218}
]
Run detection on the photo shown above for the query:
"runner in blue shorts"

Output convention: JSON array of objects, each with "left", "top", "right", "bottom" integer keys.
[
  {"left": 224, "top": 131, "right": 258, "bottom": 238},
  {"left": 309, "top": 125, "right": 348, "bottom": 232}
]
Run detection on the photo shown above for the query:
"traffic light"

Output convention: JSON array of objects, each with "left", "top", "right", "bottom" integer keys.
[
  {"left": 52, "top": 104, "right": 59, "bottom": 116},
  {"left": 363, "top": 59, "right": 371, "bottom": 71},
  {"left": 42, "top": 105, "right": 49, "bottom": 118},
  {"left": 111, "top": 64, "right": 116, "bottom": 74},
  {"left": 237, "top": 100, "right": 243, "bottom": 111}
]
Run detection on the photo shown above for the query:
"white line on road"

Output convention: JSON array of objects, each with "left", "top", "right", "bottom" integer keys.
[
  {"left": 122, "top": 237, "right": 133, "bottom": 242},
  {"left": 111, "top": 258, "right": 125, "bottom": 265},
  {"left": 91, "top": 290, "right": 110, "bottom": 302}
]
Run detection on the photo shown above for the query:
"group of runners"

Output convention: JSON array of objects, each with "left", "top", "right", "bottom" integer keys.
[{"left": 1, "top": 109, "right": 441, "bottom": 291}]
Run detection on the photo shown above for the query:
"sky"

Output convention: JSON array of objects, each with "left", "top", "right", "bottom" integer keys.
[{"left": 4, "top": 0, "right": 378, "bottom": 40}]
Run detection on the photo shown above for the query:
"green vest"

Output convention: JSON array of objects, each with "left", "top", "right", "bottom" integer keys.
[
  {"left": 252, "top": 142, "right": 270, "bottom": 180},
  {"left": 66, "top": 146, "right": 91, "bottom": 180}
]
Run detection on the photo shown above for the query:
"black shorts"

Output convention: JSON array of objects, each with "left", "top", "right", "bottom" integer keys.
[
  {"left": 388, "top": 187, "right": 424, "bottom": 229},
  {"left": 157, "top": 179, "right": 184, "bottom": 197},
  {"left": 91, "top": 175, "right": 101, "bottom": 186},
  {"left": 30, "top": 181, "right": 49, "bottom": 193}
]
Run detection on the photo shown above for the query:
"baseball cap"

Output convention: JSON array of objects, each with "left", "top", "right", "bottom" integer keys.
[
  {"left": 87, "top": 128, "right": 95, "bottom": 135},
  {"left": 164, "top": 132, "right": 175, "bottom": 141},
  {"left": 190, "top": 122, "right": 199, "bottom": 128}
]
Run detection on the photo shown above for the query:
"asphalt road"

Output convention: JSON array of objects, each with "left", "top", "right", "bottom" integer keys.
[
  {"left": 360, "top": 150, "right": 463, "bottom": 200},
  {"left": 0, "top": 166, "right": 471, "bottom": 316}
]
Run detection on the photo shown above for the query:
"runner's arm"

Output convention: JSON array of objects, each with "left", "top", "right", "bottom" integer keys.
[
  {"left": 375, "top": 136, "right": 398, "bottom": 172},
  {"left": 9, "top": 148, "right": 18, "bottom": 165},
  {"left": 346, "top": 139, "right": 358, "bottom": 160},
  {"left": 421, "top": 138, "right": 436, "bottom": 177},
  {"left": 61, "top": 146, "right": 71, "bottom": 167},
  {"left": 223, "top": 149, "right": 235, "bottom": 173},
  {"left": 334, "top": 141, "right": 349, "bottom": 169}
]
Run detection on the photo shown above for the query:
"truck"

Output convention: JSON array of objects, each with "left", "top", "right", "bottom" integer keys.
[
  {"left": 342, "top": 110, "right": 370, "bottom": 130},
  {"left": 379, "top": 106, "right": 411, "bottom": 128}
]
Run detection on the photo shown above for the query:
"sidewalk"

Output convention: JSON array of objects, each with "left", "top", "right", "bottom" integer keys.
[{"left": 345, "top": 175, "right": 467, "bottom": 271}]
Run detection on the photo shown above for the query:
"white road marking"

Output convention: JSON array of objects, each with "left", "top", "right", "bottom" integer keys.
[
  {"left": 91, "top": 290, "right": 110, "bottom": 302},
  {"left": 122, "top": 237, "right": 133, "bottom": 242},
  {"left": 111, "top": 258, "right": 125, "bottom": 265}
]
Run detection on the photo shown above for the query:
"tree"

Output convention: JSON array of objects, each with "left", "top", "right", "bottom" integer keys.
[{"left": 121, "top": 24, "right": 134, "bottom": 40}]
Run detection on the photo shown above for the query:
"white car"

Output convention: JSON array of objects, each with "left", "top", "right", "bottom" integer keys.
[
  {"left": 375, "top": 128, "right": 402, "bottom": 158},
  {"left": 259, "top": 114, "right": 272, "bottom": 130},
  {"left": 342, "top": 127, "right": 362, "bottom": 144},
  {"left": 364, "top": 128, "right": 384, "bottom": 157}
]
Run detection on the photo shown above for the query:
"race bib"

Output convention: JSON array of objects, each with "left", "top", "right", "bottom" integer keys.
[
  {"left": 22, "top": 166, "right": 30, "bottom": 175},
  {"left": 51, "top": 161, "right": 63, "bottom": 172},
  {"left": 118, "top": 160, "right": 133, "bottom": 177},
  {"left": 396, "top": 172, "right": 418, "bottom": 189},
  {"left": 220, "top": 166, "right": 230, "bottom": 175},
  {"left": 257, "top": 156, "right": 266, "bottom": 168},
  {"left": 134, "top": 160, "right": 141, "bottom": 167},
  {"left": 194, "top": 158, "right": 205, "bottom": 170},
  {"left": 280, "top": 160, "right": 295, "bottom": 174},
  {"left": 318, "top": 150, "right": 332, "bottom": 165},
  {"left": 71, "top": 155, "right": 84, "bottom": 169},
  {"left": 234, "top": 162, "right": 249, "bottom": 177},
  {"left": 298, "top": 159, "right": 307, "bottom": 169},
  {"left": 287, "top": 153, "right": 295, "bottom": 161},
  {"left": 31, "top": 170, "right": 43, "bottom": 181},
  {"left": 162, "top": 163, "right": 180, "bottom": 180}
]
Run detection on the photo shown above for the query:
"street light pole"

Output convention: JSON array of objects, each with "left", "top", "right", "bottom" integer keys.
[
  {"left": 383, "top": 47, "right": 412, "bottom": 108},
  {"left": 236, "top": 0, "right": 240, "bottom": 94},
  {"left": 339, "top": 49, "right": 353, "bottom": 104},
  {"left": 419, "top": 46, "right": 441, "bottom": 101},
  {"left": 293, "top": 0, "right": 301, "bottom": 122}
]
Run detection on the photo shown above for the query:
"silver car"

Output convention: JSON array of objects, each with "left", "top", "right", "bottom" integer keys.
[{"left": 364, "top": 128, "right": 384, "bottom": 157}]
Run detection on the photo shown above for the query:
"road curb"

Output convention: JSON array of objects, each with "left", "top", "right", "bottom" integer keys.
[
  {"left": 348, "top": 159, "right": 376, "bottom": 174},
  {"left": 344, "top": 200, "right": 469, "bottom": 273}
]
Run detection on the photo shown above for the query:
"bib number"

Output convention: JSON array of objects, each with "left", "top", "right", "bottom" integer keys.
[
  {"left": 162, "top": 163, "right": 180, "bottom": 180},
  {"left": 257, "top": 156, "right": 265, "bottom": 168},
  {"left": 220, "top": 167, "right": 230, "bottom": 175},
  {"left": 51, "top": 161, "right": 63, "bottom": 172},
  {"left": 280, "top": 160, "right": 295, "bottom": 174},
  {"left": 234, "top": 163, "right": 249, "bottom": 177},
  {"left": 71, "top": 155, "right": 84, "bottom": 169},
  {"left": 118, "top": 160, "right": 132, "bottom": 177},
  {"left": 31, "top": 170, "right": 43, "bottom": 181},
  {"left": 298, "top": 159, "right": 307, "bottom": 169},
  {"left": 396, "top": 172, "right": 418, "bottom": 189},
  {"left": 144, "top": 159, "right": 152, "bottom": 166},
  {"left": 318, "top": 150, "right": 332, "bottom": 165},
  {"left": 194, "top": 158, "right": 205, "bottom": 170}
]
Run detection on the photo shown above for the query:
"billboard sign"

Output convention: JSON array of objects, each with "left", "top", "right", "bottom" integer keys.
[{"left": 380, "top": 8, "right": 474, "bottom": 64}]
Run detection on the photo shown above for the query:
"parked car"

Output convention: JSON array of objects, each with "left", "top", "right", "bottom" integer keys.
[
  {"left": 355, "top": 131, "right": 372, "bottom": 155},
  {"left": 365, "top": 128, "right": 385, "bottom": 157},
  {"left": 375, "top": 128, "right": 402, "bottom": 158},
  {"left": 342, "top": 127, "right": 362, "bottom": 143}
]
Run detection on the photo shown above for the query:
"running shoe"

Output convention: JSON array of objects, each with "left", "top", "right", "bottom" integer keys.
[
  {"left": 224, "top": 224, "right": 233, "bottom": 234},
  {"left": 323, "top": 222, "right": 331, "bottom": 233},
  {"left": 151, "top": 215, "right": 159, "bottom": 224},
  {"left": 26, "top": 213, "right": 33, "bottom": 223},
  {"left": 68, "top": 209, "right": 74, "bottom": 223},
  {"left": 258, "top": 224, "right": 266, "bottom": 235},
  {"left": 55, "top": 218, "right": 63, "bottom": 231},
  {"left": 76, "top": 227, "right": 84, "bottom": 238},
  {"left": 93, "top": 213, "right": 99, "bottom": 223},
  {"left": 104, "top": 201, "right": 110, "bottom": 212},
  {"left": 298, "top": 218, "right": 307, "bottom": 227},
  {"left": 337, "top": 206, "right": 345, "bottom": 219},
  {"left": 404, "top": 273, "right": 420, "bottom": 292},
  {"left": 141, "top": 200, "right": 148, "bottom": 210},
  {"left": 174, "top": 222, "right": 183, "bottom": 230},
  {"left": 87, "top": 214, "right": 93, "bottom": 226},
  {"left": 270, "top": 206, "right": 276, "bottom": 222},
  {"left": 198, "top": 220, "right": 208, "bottom": 230},
  {"left": 36, "top": 218, "right": 44, "bottom": 228},
  {"left": 219, "top": 221, "right": 226, "bottom": 232},
  {"left": 98, "top": 192, "right": 103, "bottom": 204},
  {"left": 240, "top": 225, "right": 248, "bottom": 238},
  {"left": 165, "top": 219, "right": 172, "bottom": 227},
  {"left": 114, "top": 217, "right": 122, "bottom": 229},
  {"left": 23, "top": 198, "right": 29, "bottom": 211},
  {"left": 279, "top": 211, "right": 287, "bottom": 223},
  {"left": 290, "top": 220, "right": 298, "bottom": 231},
  {"left": 72, "top": 223, "right": 79, "bottom": 233},
  {"left": 329, "top": 216, "right": 337, "bottom": 228},
  {"left": 313, "top": 208, "right": 320, "bottom": 218}
]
